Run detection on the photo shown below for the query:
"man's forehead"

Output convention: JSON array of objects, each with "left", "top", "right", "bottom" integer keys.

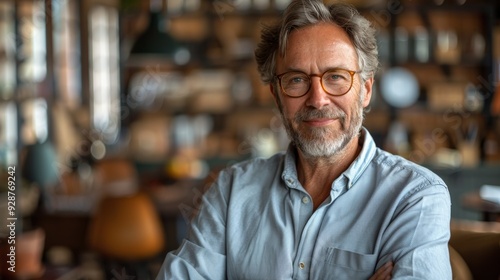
[{"left": 276, "top": 23, "right": 358, "bottom": 71}]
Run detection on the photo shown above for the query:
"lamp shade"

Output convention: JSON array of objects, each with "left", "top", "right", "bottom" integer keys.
[
  {"left": 88, "top": 192, "right": 165, "bottom": 260},
  {"left": 129, "top": 12, "right": 181, "bottom": 58},
  {"left": 21, "top": 141, "right": 59, "bottom": 188}
]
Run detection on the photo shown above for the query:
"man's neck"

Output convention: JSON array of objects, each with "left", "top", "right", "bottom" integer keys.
[{"left": 295, "top": 135, "right": 363, "bottom": 209}]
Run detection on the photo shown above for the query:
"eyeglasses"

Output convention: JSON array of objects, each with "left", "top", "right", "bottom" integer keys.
[{"left": 275, "top": 68, "right": 360, "bottom": 98}]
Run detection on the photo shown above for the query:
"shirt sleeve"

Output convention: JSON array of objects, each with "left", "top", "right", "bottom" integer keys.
[
  {"left": 378, "top": 183, "right": 452, "bottom": 279},
  {"left": 155, "top": 170, "right": 231, "bottom": 280}
]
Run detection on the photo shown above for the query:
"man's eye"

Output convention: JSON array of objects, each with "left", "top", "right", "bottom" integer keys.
[
  {"left": 327, "top": 74, "right": 346, "bottom": 81},
  {"left": 286, "top": 74, "right": 309, "bottom": 84},
  {"left": 325, "top": 70, "right": 349, "bottom": 82},
  {"left": 290, "top": 77, "right": 305, "bottom": 83}
]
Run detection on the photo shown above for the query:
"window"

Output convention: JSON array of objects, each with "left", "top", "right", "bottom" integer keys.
[
  {"left": 53, "top": 0, "right": 81, "bottom": 108},
  {"left": 89, "top": 5, "right": 120, "bottom": 144}
]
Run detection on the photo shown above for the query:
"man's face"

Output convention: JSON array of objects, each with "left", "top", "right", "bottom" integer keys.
[{"left": 272, "top": 23, "right": 373, "bottom": 158}]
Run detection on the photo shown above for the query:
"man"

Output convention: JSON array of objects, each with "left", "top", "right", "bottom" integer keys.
[{"left": 156, "top": 1, "right": 451, "bottom": 279}]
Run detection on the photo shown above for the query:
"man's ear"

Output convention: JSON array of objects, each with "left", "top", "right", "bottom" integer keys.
[
  {"left": 362, "top": 76, "right": 374, "bottom": 108},
  {"left": 270, "top": 84, "right": 279, "bottom": 106}
]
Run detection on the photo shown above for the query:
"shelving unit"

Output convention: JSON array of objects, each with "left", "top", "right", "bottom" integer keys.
[
  {"left": 363, "top": 1, "right": 500, "bottom": 166},
  {"left": 119, "top": 0, "right": 291, "bottom": 174}
]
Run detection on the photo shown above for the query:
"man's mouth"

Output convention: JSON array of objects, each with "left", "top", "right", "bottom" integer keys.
[{"left": 303, "top": 118, "right": 338, "bottom": 127}]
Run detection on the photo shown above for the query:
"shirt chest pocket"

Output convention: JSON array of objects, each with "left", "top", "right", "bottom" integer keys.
[{"left": 316, "top": 247, "right": 378, "bottom": 279}]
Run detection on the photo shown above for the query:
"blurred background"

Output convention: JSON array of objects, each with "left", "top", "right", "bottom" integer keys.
[{"left": 0, "top": 0, "right": 500, "bottom": 279}]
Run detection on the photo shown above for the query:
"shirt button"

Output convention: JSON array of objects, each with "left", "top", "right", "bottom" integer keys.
[
  {"left": 286, "top": 178, "right": 294, "bottom": 184},
  {"left": 299, "top": 262, "right": 305, "bottom": 269},
  {"left": 301, "top": 196, "right": 310, "bottom": 204}
]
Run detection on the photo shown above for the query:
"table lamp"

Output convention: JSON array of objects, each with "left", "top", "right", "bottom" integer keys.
[
  {"left": 88, "top": 192, "right": 165, "bottom": 261},
  {"left": 21, "top": 141, "right": 59, "bottom": 187},
  {"left": 21, "top": 140, "right": 60, "bottom": 211}
]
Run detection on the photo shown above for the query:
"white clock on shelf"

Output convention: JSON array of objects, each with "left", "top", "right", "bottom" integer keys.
[{"left": 379, "top": 67, "right": 420, "bottom": 108}]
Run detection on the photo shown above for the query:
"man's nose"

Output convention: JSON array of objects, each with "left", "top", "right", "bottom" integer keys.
[{"left": 306, "top": 76, "right": 332, "bottom": 109}]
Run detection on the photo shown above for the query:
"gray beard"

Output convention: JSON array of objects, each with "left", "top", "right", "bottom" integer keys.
[{"left": 279, "top": 101, "right": 364, "bottom": 159}]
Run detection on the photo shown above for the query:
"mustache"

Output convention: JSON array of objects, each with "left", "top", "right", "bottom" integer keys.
[{"left": 294, "top": 107, "right": 346, "bottom": 122}]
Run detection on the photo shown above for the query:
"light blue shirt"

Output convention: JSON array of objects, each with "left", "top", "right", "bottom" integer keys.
[{"left": 156, "top": 128, "right": 452, "bottom": 279}]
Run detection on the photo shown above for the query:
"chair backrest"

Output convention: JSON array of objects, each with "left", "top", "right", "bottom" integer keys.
[{"left": 449, "top": 245, "right": 472, "bottom": 280}]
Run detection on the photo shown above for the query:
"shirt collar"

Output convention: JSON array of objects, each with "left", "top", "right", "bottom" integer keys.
[
  {"left": 282, "top": 144, "right": 300, "bottom": 189},
  {"left": 343, "top": 127, "right": 377, "bottom": 188},
  {"left": 281, "top": 127, "right": 377, "bottom": 190}
]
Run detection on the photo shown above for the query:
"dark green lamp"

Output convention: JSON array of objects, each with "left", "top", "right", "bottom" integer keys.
[
  {"left": 21, "top": 141, "right": 59, "bottom": 190},
  {"left": 129, "top": 11, "right": 189, "bottom": 65}
]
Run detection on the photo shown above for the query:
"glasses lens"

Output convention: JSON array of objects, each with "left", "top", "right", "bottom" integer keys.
[
  {"left": 280, "top": 72, "right": 310, "bottom": 97},
  {"left": 322, "top": 69, "right": 353, "bottom": 95}
]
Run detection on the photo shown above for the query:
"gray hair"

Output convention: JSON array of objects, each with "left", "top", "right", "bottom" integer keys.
[{"left": 255, "top": 0, "right": 378, "bottom": 85}]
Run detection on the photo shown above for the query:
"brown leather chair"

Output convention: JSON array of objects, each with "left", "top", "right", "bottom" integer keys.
[{"left": 449, "top": 220, "right": 500, "bottom": 280}]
